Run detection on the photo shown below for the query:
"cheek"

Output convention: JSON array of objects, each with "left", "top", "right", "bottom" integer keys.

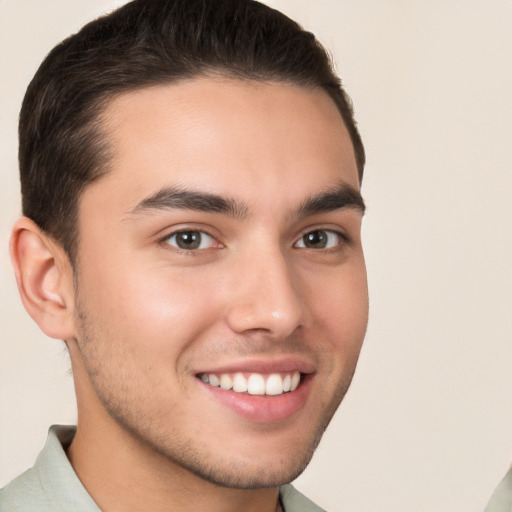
[
  {"left": 308, "top": 261, "right": 368, "bottom": 356},
  {"left": 77, "top": 256, "right": 224, "bottom": 358},
  {"left": 74, "top": 262, "right": 226, "bottom": 405}
]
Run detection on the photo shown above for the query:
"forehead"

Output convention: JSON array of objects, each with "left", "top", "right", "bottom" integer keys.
[{"left": 88, "top": 77, "right": 359, "bottom": 213}]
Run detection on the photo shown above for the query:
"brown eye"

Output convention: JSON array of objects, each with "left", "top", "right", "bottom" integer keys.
[
  {"left": 295, "top": 230, "right": 342, "bottom": 249},
  {"left": 165, "top": 231, "right": 215, "bottom": 250}
]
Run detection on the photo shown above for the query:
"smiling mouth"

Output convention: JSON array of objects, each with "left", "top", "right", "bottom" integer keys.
[{"left": 198, "top": 371, "right": 302, "bottom": 396}]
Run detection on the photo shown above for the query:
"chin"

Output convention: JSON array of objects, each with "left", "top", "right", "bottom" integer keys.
[
  {"left": 152, "top": 423, "right": 326, "bottom": 490},
  {"left": 182, "top": 450, "right": 316, "bottom": 489}
]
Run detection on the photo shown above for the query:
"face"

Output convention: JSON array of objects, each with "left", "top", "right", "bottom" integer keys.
[{"left": 71, "top": 77, "right": 368, "bottom": 488}]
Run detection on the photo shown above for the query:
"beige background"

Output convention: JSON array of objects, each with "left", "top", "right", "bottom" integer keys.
[{"left": 1, "top": 1, "right": 511, "bottom": 510}]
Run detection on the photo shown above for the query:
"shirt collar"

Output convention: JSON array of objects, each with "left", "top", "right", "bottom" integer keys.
[
  {"left": 35, "top": 425, "right": 101, "bottom": 511},
  {"left": 35, "top": 425, "right": 323, "bottom": 512}
]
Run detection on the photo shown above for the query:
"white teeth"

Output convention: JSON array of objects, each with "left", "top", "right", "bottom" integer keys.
[
  {"left": 201, "top": 371, "right": 302, "bottom": 396},
  {"left": 290, "top": 371, "right": 300, "bottom": 391},
  {"left": 265, "top": 374, "right": 283, "bottom": 395},
  {"left": 219, "top": 374, "right": 233, "bottom": 390},
  {"left": 233, "top": 373, "right": 248, "bottom": 392},
  {"left": 247, "top": 374, "right": 265, "bottom": 395}
]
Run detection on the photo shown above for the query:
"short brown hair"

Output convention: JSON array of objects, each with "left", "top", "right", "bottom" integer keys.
[{"left": 19, "top": 0, "right": 365, "bottom": 262}]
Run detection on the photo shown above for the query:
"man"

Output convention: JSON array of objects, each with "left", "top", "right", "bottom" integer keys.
[{"left": 1, "top": 0, "right": 368, "bottom": 510}]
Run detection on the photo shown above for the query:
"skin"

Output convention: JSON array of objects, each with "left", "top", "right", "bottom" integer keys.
[{"left": 11, "top": 77, "right": 368, "bottom": 512}]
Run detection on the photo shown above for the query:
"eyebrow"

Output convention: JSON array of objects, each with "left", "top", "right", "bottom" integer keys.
[
  {"left": 128, "top": 187, "right": 249, "bottom": 219},
  {"left": 296, "top": 183, "right": 366, "bottom": 218},
  {"left": 127, "top": 182, "right": 365, "bottom": 220}
]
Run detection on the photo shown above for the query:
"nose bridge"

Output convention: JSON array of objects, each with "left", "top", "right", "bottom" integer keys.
[{"left": 225, "top": 244, "right": 304, "bottom": 338}]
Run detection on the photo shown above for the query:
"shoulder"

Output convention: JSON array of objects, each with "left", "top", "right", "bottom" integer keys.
[
  {"left": 484, "top": 466, "right": 512, "bottom": 512},
  {"left": 0, "top": 466, "right": 53, "bottom": 512},
  {"left": 280, "top": 484, "right": 327, "bottom": 512},
  {"left": 0, "top": 425, "right": 99, "bottom": 512}
]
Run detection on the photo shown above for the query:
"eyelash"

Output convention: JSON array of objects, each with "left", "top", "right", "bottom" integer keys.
[{"left": 159, "top": 227, "right": 349, "bottom": 254}]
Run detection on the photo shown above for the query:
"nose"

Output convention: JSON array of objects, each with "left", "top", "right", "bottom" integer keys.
[{"left": 224, "top": 247, "right": 305, "bottom": 339}]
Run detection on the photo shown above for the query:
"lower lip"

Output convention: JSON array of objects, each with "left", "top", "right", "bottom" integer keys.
[{"left": 198, "top": 374, "right": 313, "bottom": 423}]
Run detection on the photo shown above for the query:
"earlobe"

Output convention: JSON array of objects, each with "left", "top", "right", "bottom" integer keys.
[{"left": 9, "top": 217, "right": 76, "bottom": 340}]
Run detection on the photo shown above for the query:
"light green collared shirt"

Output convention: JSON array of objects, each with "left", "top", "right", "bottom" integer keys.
[
  {"left": 484, "top": 466, "right": 512, "bottom": 512},
  {"left": 0, "top": 425, "right": 325, "bottom": 512}
]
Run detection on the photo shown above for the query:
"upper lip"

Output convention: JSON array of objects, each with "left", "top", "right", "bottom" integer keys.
[{"left": 194, "top": 356, "right": 316, "bottom": 376}]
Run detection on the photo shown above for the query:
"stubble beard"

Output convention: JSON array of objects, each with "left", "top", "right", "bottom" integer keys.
[{"left": 73, "top": 292, "right": 354, "bottom": 490}]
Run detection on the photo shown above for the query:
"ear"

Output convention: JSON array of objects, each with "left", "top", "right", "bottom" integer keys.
[{"left": 10, "top": 217, "right": 76, "bottom": 340}]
